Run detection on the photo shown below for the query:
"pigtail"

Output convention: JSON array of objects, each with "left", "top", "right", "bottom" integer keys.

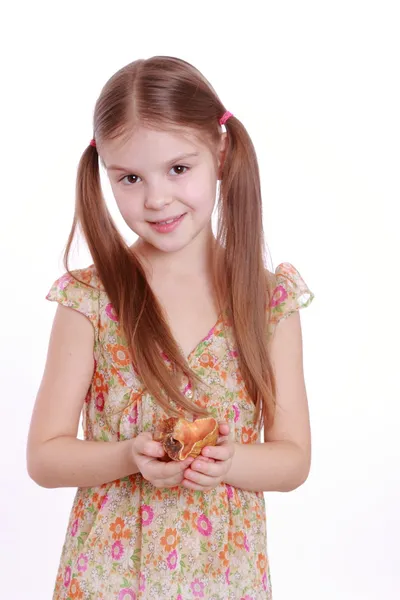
[{"left": 216, "top": 117, "right": 277, "bottom": 430}]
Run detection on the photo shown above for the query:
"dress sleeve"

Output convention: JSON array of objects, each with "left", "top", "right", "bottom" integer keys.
[
  {"left": 46, "top": 268, "right": 100, "bottom": 332},
  {"left": 269, "top": 262, "right": 315, "bottom": 325}
]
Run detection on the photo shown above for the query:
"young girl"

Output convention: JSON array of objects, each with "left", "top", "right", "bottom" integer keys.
[{"left": 27, "top": 56, "right": 314, "bottom": 600}]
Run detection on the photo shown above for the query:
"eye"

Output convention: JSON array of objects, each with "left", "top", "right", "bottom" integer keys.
[
  {"left": 120, "top": 174, "right": 141, "bottom": 185},
  {"left": 170, "top": 165, "right": 189, "bottom": 176}
]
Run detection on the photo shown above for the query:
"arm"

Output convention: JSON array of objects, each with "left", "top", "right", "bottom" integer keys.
[
  {"left": 26, "top": 304, "right": 139, "bottom": 488},
  {"left": 225, "top": 310, "right": 312, "bottom": 492}
]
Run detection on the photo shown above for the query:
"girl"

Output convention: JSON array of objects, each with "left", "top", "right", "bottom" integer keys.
[{"left": 27, "top": 56, "right": 315, "bottom": 600}]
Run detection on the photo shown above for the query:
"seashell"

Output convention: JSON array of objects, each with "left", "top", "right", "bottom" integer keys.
[{"left": 154, "top": 416, "right": 218, "bottom": 461}]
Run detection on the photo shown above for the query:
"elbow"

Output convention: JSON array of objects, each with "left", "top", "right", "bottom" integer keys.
[
  {"left": 280, "top": 445, "right": 311, "bottom": 492},
  {"left": 26, "top": 449, "right": 57, "bottom": 489}
]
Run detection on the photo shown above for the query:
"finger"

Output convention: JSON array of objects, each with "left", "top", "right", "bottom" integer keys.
[
  {"left": 201, "top": 443, "right": 234, "bottom": 461},
  {"left": 189, "top": 458, "right": 226, "bottom": 478},
  {"left": 182, "top": 479, "right": 214, "bottom": 492},
  {"left": 218, "top": 422, "right": 230, "bottom": 436},
  {"left": 183, "top": 466, "right": 216, "bottom": 488}
]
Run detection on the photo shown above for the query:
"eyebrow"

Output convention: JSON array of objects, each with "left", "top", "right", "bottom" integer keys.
[{"left": 106, "top": 152, "right": 200, "bottom": 172}]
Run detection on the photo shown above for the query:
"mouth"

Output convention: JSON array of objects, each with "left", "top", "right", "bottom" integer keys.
[{"left": 148, "top": 213, "right": 186, "bottom": 225}]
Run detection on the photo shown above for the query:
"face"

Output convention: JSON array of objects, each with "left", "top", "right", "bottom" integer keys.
[{"left": 100, "top": 126, "right": 226, "bottom": 255}]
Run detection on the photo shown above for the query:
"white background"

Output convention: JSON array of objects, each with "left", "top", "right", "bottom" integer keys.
[{"left": 1, "top": 1, "right": 399, "bottom": 598}]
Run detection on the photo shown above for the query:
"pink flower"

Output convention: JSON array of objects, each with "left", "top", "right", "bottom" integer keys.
[
  {"left": 139, "top": 572, "right": 146, "bottom": 591},
  {"left": 225, "top": 567, "right": 230, "bottom": 585},
  {"left": 141, "top": 504, "right": 154, "bottom": 526},
  {"left": 240, "top": 597, "right": 254, "bottom": 600},
  {"left": 71, "top": 519, "right": 79, "bottom": 537},
  {"left": 190, "top": 579, "right": 205, "bottom": 598},
  {"left": 128, "top": 403, "right": 138, "bottom": 424},
  {"left": 95, "top": 393, "right": 105, "bottom": 412},
  {"left": 233, "top": 405, "right": 240, "bottom": 422},
  {"left": 100, "top": 494, "right": 109, "bottom": 509},
  {"left": 105, "top": 303, "right": 118, "bottom": 322},
  {"left": 118, "top": 590, "right": 136, "bottom": 600},
  {"left": 77, "top": 553, "right": 88, "bottom": 572},
  {"left": 270, "top": 285, "right": 288, "bottom": 308},
  {"left": 63, "top": 566, "right": 71, "bottom": 587},
  {"left": 58, "top": 274, "right": 72, "bottom": 290},
  {"left": 197, "top": 514, "right": 212, "bottom": 536},
  {"left": 111, "top": 540, "right": 124, "bottom": 560},
  {"left": 166, "top": 549, "right": 178, "bottom": 570},
  {"left": 262, "top": 573, "right": 269, "bottom": 591},
  {"left": 177, "top": 596, "right": 183, "bottom": 600},
  {"left": 226, "top": 484, "right": 233, "bottom": 500},
  {"left": 244, "top": 534, "right": 250, "bottom": 552}
]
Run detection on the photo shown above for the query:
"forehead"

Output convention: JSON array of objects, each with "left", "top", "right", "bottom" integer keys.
[{"left": 101, "top": 126, "right": 210, "bottom": 171}]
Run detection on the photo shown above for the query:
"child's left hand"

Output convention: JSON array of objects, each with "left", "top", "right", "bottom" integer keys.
[{"left": 182, "top": 422, "right": 235, "bottom": 492}]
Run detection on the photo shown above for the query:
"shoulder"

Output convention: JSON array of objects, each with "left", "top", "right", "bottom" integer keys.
[
  {"left": 46, "top": 264, "right": 105, "bottom": 330},
  {"left": 266, "top": 262, "right": 315, "bottom": 326}
]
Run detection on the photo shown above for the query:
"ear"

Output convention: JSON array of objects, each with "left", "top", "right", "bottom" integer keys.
[{"left": 217, "top": 133, "right": 228, "bottom": 180}]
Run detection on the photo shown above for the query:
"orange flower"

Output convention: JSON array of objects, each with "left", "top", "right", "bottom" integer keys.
[
  {"left": 257, "top": 553, "right": 268, "bottom": 573},
  {"left": 69, "top": 579, "right": 83, "bottom": 599},
  {"left": 233, "top": 531, "right": 245, "bottom": 549},
  {"left": 160, "top": 527, "right": 178, "bottom": 552},
  {"left": 109, "top": 344, "right": 131, "bottom": 366},
  {"left": 183, "top": 510, "right": 191, "bottom": 521},
  {"left": 109, "top": 517, "right": 126, "bottom": 540},
  {"left": 241, "top": 427, "right": 257, "bottom": 444},
  {"left": 218, "top": 544, "right": 229, "bottom": 567},
  {"left": 93, "top": 372, "right": 108, "bottom": 394},
  {"left": 244, "top": 518, "right": 251, "bottom": 529},
  {"left": 199, "top": 352, "right": 214, "bottom": 368},
  {"left": 73, "top": 499, "right": 84, "bottom": 520}
]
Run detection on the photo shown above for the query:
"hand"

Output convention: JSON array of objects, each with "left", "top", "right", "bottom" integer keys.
[
  {"left": 132, "top": 432, "right": 194, "bottom": 488},
  {"left": 182, "top": 422, "right": 235, "bottom": 492}
]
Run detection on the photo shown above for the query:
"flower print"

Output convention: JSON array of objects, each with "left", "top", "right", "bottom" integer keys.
[
  {"left": 105, "top": 303, "right": 118, "bottom": 322},
  {"left": 241, "top": 426, "right": 257, "bottom": 444},
  {"left": 71, "top": 519, "right": 79, "bottom": 537},
  {"left": 139, "top": 572, "right": 146, "bottom": 591},
  {"left": 166, "top": 549, "right": 178, "bottom": 570},
  {"left": 69, "top": 578, "right": 83, "bottom": 599},
  {"left": 93, "top": 372, "right": 107, "bottom": 394},
  {"left": 111, "top": 540, "right": 124, "bottom": 560},
  {"left": 218, "top": 544, "right": 229, "bottom": 567},
  {"left": 226, "top": 484, "right": 234, "bottom": 500},
  {"left": 240, "top": 596, "right": 254, "bottom": 600},
  {"left": 110, "top": 517, "right": 126, "bottom": 540},
  {"left": 244, "top": 534, "right": 250, "bottom": 552},
  {"left": 58, "top": 273, "right": 72, "bottom": 290},
  {"left": 95, "top": 393, "right": 105, "bottom": 412},
  {"left": 225, "top": 567, "right": 230, "bottom": 585},
  {"left": 270, "top": 284, "right": 288, "bottom": 308},
  {"left": 196, "top": 514, "right": 212, "bottom": 536},
  {"left": 128, "top": 403, "right": 138, "bottom": 424},
  {"left": 118, "top": 589, "right": 136, "bottom": 600},
  {"left": 140, "top": 505, "right": 154, "bottom": 526},
  {"left": 100, "top": 494, "right": 108, "bottom": 509},
  {"left": 109, "top": 344, "right": 131, "bottom": 366},
  {"left": 77, "top": 553, "right": 88, "bottom": 572},
  {"left": 256, "top": 553, "right": 268, "bottom": 573},
  {"left": 233, "top": 531, "right": 245, "bottom": 549},
  {"left": 199, "top": 352, "right": 214, "bottom": 368},
  {"left": 190, "top": 578, "right": 205, "bottom": 597},
  {"left": 233, "top": 404, "right": 240, "bottom": 422},
  {"left": 161, "top": 527, "right": 178, "bottom": 552},
  {"left": 262, "top": 572, "right": 269, "bottom": 591},
  {"left": 63, "top": 566, "right": 71, "bottom": 587},
  {"left": 177, "top": 596, "right": 183, "bottom": 600}
]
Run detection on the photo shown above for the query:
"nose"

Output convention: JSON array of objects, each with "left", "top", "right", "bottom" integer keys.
[{"left": 144, "top": 181, "right": 171, "bottom": 210}]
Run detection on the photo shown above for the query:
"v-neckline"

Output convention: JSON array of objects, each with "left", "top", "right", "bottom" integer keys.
[{"left": 182, "top": 311, "right": 224, "bottom": 363}]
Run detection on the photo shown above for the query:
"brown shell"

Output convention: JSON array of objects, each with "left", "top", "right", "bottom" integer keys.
[{"left": 154, "top": 417, "right": 219, "bottom": 461}]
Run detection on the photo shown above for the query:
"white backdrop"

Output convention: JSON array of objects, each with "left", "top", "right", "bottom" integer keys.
[{"left": 1, "top": 1, "right": 399, "bottom": 598}]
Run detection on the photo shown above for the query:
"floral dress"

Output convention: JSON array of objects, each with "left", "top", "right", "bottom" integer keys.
[{"left": 46, "top": 261, "right": 314, "bottom": 600}]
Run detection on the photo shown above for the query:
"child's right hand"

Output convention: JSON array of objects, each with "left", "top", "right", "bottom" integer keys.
[{"left": 131, "top": 432, "right": 195, "bottom": 488}]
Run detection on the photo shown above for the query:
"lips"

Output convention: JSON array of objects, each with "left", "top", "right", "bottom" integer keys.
[{"left": 149, "top": 213, "right": 185, "bottom": 225}]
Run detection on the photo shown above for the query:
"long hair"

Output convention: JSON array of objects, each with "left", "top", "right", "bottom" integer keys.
[{"left": 64, "top": 56, "right": 277, "bottom": 430}]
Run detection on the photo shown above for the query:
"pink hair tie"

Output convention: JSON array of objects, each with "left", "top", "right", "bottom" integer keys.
[
  {"left": 219, "top": 111, "right": 233, "bottom": 125},
  {"left": 90, "top": 138, "right": 96, "bottom": 147}
]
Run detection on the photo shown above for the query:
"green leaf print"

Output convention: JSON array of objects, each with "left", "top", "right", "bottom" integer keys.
[
  {"left": 200, "top": 540, "right": 207, "bottom": 553},
  {"left": 122, "top": 577, "right": 130, "bottom": 587},
  {"left": 100, "top": 430, "right": 109, "bottom": 442}
]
